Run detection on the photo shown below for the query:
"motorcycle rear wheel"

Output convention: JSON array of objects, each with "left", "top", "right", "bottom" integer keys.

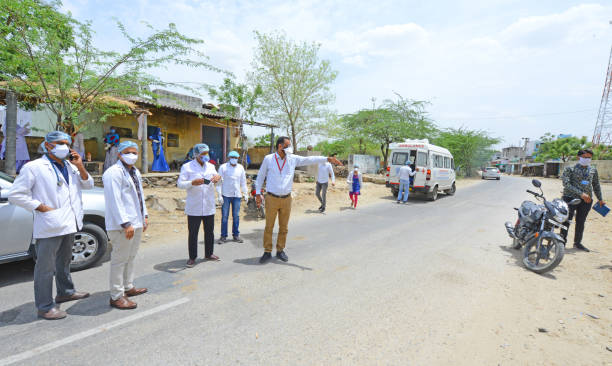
[{"left": 523, "top": 236, "right": 564, "bottom": 274}]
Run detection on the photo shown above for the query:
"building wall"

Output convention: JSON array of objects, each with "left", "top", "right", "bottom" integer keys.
[{"left": 104, "top": 108, "right": 239, "bottom": 170}]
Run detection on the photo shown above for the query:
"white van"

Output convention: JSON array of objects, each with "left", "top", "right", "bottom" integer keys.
[{"left": 385, "top": 139, "right": 456, "bottom": 201}]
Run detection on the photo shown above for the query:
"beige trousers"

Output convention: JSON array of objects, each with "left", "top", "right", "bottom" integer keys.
[
  {"left": 108, "top": 228, "right": 142, "bottom": 300},
  {"left": 263, "top": 195, "right": 292, "bottom": 253}
]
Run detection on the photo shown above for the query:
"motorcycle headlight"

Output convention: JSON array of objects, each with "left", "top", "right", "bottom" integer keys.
[{"left": 551, "top": 199, "right": 569, "bottom": 223}]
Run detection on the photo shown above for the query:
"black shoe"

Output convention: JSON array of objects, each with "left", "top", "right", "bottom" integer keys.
[
  {"left": 574, "top": 243, "right": 590, "bottom": 252},
  {"left": 276, "top": 251, "right": 289, "bottom": 262},
  {"left": 318, "top": 205, "right": 323, "bottom": 210},
  {"left": 218, "top": 237, "right": 228, "bottom": 244},
  {"left": 319, "top": 207, "right": 325, "bottom": 213},
  {"left": 259, "top": 252, "right": 272, "bottom": 264}
]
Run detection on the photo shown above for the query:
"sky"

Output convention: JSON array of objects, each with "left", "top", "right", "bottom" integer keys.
[{"left": 61, "top": 0, "right": 612, "bottom": 149}]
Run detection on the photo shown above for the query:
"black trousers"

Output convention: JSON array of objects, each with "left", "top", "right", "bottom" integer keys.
[
  {"left": 561, "top": 196, "right": 592, "bottom": 245},
  {"left": 187, "top": 215, "right": 214, "bottom": 260}
]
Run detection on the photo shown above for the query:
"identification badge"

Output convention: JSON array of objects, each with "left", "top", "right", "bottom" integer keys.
[{"left": 581, "top": 180, "right": 589, "bottom": 185}]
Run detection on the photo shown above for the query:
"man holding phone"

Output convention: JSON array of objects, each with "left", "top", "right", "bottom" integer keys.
[
  {"left": 177, "top": 143, "right": 222, "bottom": 267},
  {"left": 560, "top": 148, "right": 605, "bottom": 252},
  {"left": 9, "top": 131, "right": 93, "bottom": 319},
  {"left": 103, "top": 141, "right": 149, "bottom": 310}
]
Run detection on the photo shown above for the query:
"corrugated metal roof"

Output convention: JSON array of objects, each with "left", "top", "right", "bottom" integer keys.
[{"left": 128, "top": 96, "right": 237, "bottom": 121}]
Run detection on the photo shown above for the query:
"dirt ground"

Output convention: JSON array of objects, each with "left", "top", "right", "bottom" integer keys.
[{"left": 141, "top": 178, "right": 481, "bottom": 245}]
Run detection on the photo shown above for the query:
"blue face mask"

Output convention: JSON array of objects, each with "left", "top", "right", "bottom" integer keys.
[
  {"left": 229, "top": 158, "right": 238, "bottom": 165},
  {"left": 110, "top": 129, "right": 116, "bottom": 134},
  {"left": 200, "top": 155, "right": 210, "bottom": 163}
]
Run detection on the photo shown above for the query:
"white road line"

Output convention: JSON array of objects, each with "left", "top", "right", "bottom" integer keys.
[{"left": 0, "top": 297, "right": 190, "bottom": 366}]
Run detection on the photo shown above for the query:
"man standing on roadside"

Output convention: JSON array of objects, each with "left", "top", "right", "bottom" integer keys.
[
  {"left": 315, "top": 154, "right": 336, "bottom": 213},
  {"left": 103, "top": 141, "right": 149, "bottom": 310},
  {"left": 255, "top": 136, "right": 342, "bottom": 264},
  {"left": 177, "top": 143, "right": 222, "bottom": 268},
  {"left": 216, "top": 150, "right": 248, "bottom": 244},
  {"left": 560, "top": 148, "right": 605, "bottom": 252},
  {"left": 9, "top": 131, "right": 93, "bottom": 320}
]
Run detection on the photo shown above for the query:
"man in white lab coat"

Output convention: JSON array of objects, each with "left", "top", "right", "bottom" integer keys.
[
  {"left": 315, "top": 154, "right": 336, "bottom": 213},
  {"left": 8, "top": 131, "right": 93, "bottom": 320},
  {"left": 103, "top": 141, "right": 149, "bottom": 310},
  {"left": 177, "top": 143, "right": 222, "bottom": 268},
  {"left": 216, "top": 150, "right": 248, "bottom": 244}
]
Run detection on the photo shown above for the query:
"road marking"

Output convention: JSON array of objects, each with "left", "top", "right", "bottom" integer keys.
[{"left": 0, "top": 297, "right": 190, "bottom": 366}]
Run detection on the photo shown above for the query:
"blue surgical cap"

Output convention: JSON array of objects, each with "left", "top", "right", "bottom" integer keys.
[
  {"left": 117, "top": 141, "right": 139, "bottom": 153},
  {"left": 228, "top": 150, "right": 239, "bottom": 158},
  {"left": 405, "top": 159, "right": 412, "bottom": 165},
  {"left": 45, "top": 131, "right": 72, "bottom": 145},
  {"left": 193, "top": 143, "right": 209, "bottom": 155},
  {"left": 353, "top": 164, "right": 359, "bottom": 169}
]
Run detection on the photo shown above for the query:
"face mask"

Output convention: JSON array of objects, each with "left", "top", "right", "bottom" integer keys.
[
  {"left": 110, "top": 129, "right": 116, "bottom": 134},
  {"left": 199, "top": 155, "right": 210, "bottom": 163},
  {"left": 229, "top": 158, "right": 238, "bottom": 165},
  {"left": 283, "top": 146, "right": 293, "bottom": 155},
  {"left": 121, "top": 153, "right": 138, "bottom": 165},
  {"left": 578, "top": 157, "right": 591, "bottom": 166},
  {"left": 50, "top": 144, "right": 70, "bottom": 159}
]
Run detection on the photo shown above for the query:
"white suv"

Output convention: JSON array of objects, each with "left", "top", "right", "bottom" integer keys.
[{"left": 482, "top": 167, "right": 501, "bottom": 180}]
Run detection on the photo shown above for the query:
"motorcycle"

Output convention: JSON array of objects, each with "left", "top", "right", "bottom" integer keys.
[
  {"left": 504, "top": 179, "right": 581, "bottom": 274},
  {"left": 246, "top": 175, "right": 265, "bottom": 219}
]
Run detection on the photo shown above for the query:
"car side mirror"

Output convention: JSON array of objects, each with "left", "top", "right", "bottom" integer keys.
[{"left": 531, "top": 179, "right": 542, "bottom": 188}]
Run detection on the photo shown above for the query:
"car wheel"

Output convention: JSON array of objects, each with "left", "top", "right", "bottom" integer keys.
[
  {"left": 428, "top": 185, "right": 438, "bottom": 201},
  {"left": 496, "top": 177, "right": 501, "bottom": 180},
  {"left": 70, "top": 223, "right": 108, "bottom": 271},
  {"left": 445, "top": 182, "right": 456, "bottom": 196}
]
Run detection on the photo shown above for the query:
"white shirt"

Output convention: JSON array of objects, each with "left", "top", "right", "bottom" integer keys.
[
  {"left": 8, "top": 157, "right": 94, "bottom": 239},
  {"left": 217, "top": 162, "right": 248, "bottom": 198},
  {"left": 256, "top": 153, "right": 327, "bottom": 195},
  {"left": 317, "top": 162, "right": 335, "bottom": 184},
  {"left": 177, "top": 159, "right": 218, "bottom": 216},
  {"left": 396, "top": 165, "right": 415, "bottom": 181},
  {"left": 102, "top": 161, "right": 148, "bottom": 231}
]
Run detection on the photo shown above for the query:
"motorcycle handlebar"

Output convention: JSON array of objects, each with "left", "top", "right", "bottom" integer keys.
[{"left": 526, "top": 189, "right": 541, "bottom": 197}]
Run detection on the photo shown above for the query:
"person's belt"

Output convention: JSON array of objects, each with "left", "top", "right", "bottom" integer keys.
[{"left": 267, "top": 192, "right": 291, "bottom": 199}]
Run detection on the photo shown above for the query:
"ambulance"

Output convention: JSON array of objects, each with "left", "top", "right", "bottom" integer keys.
[{"left": 385, "top": 139, "right": 456, "bottom": 201}]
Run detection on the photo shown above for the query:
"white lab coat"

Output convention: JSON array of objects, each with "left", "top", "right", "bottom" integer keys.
[
  {"left": 177, "top": 159, "right": 218, "bottom": 216},
  {"left": 102, "top": 160, "right": 148, "bottom": 231},
  {"left": 8, "top": 157, "right": 94, "bottom": 239}
]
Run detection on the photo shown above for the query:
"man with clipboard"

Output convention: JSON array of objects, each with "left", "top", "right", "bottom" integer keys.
[
  {"left": 560, "top": 148, "right": 605, "bottom": 252},
  {"left": 255, "top": 137, "right": 343, "bottom": 264}
]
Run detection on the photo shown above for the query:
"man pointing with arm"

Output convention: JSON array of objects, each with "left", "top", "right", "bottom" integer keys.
[{"left": 255, "top": 136, "right": 342, "bottom": 264}]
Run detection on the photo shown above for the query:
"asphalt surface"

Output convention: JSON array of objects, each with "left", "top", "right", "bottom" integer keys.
[{"left": 0, "top": 177, "right": 528, "bottom": 365}]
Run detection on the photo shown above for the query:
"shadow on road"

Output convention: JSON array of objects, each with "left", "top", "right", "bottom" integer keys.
[
  {"left": 498, "top": 244, "right": 557, "bottom": 280},
  {"left": 239, "top": 229, "right": 265, "bottom": 249},
  {"left": 154, "top": 259, "right": 189, "bottom": 273},
  {"left": 0, "top": 259, "right": 35, "bottom": 288},
  {"left": 66, "top": 291, "right": 112, "bottom": 317},
  {"left": 0, "top": 301, "right": 38, "bottom": 327},
  {"left": 234, "top": 257, "right": 313, "bottom": 271}
]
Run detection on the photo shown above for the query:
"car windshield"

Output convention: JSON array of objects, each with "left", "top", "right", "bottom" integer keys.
[
  {"left": 486, "top": 168, "right": 497, "bottom": 171},
  {"left": 0, "top": 171, "right": 14, "bottom": 183}
]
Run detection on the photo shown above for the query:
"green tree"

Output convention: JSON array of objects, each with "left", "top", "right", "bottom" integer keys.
[
  {"left": 248, "top": 31, "right": 338, "bottom": 150},
  {"left": 331, "top": 95, "right": 435, "bottom": 167},
  {"left": 0, "top": 0, "right": 218, "bottom": 132},
  {"left": 536, "top": 136, "right": 590, "bottom": 163},
  {"left": 434, "top": 128, "right": 500, "bottom": 177},
  {"left": 254, "top": 133, "right": 273, "bottom": 147}
]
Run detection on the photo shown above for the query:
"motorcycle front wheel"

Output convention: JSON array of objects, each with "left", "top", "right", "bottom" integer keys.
[{"left": 523, "top": 236, "right": 564, "bottom": 274}]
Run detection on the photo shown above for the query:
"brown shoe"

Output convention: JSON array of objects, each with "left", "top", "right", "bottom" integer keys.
[
  {"left": 186, "top": 259, "right": 196, "bottom": 268},
  {"left": 55, "top": 291, "right": 90, "bottom": 304},
  {"left": 110, "top": 296, "right": 137, "bottom": 310},
  {"left": 38, "top": 307, "right": 67, "bottom": 320},
  {"left": 124, "top": 287, "right": 148, "bottom": 297},
  {"left": 205, "top": 254, "right": 220, "bottom": 261}
]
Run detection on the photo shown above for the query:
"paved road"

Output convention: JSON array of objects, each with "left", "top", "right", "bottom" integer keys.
[{"left": 0, "top": 177, "right": 532, "bottom": 365}]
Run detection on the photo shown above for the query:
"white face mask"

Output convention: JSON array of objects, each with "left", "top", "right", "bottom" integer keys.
[
  {"left": 121, "top": 153, "right": 138, "bottom": 165},
  {"left": 578, "top": 157, "right": 591, "bottom": 166},
  {"left": 283, "top": 146, "right": 293, "bottom": 155},
  {"left": 229, "top": 158, "right": 238, "bottom": 165},
  {"left": 50, "top": 144, "right": 70, "bottom": 159}
]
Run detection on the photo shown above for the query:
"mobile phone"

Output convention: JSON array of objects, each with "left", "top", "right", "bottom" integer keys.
[
  {"left": 203, "top": 178, "right": 211, "bottom": 185},
  {"left": 69, "top": 153, "right": 75, "bottom": 161}
]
